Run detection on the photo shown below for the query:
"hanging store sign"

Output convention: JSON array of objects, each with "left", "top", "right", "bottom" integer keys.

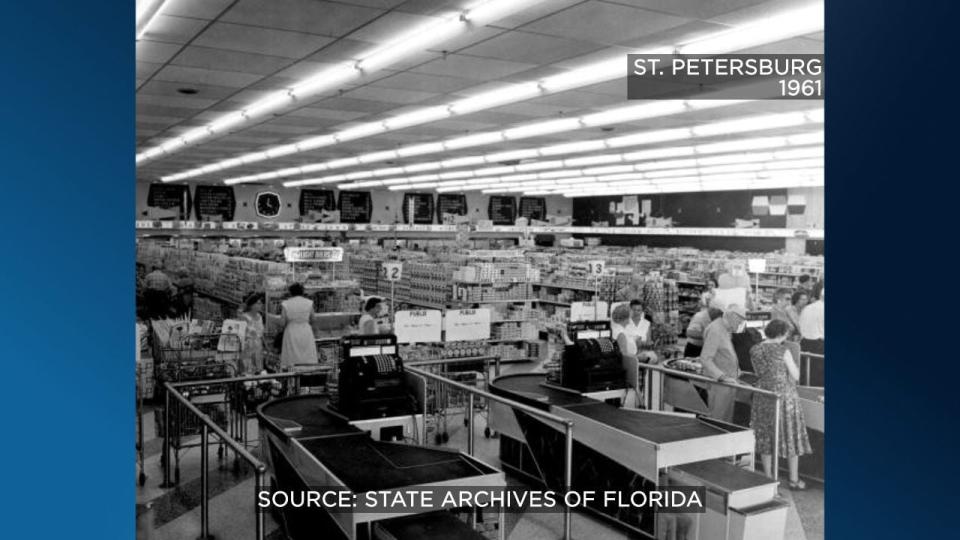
[
  {"left": 570, "top": 301, "right": 609, "bottom": 322},
  {"left": 283, "top": 247, "right": 344, "bottom": 263}
]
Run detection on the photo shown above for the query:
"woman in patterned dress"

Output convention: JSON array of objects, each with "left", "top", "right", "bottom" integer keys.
[{"left": 750, "top": 319, "right": 813, "bottom": 490}]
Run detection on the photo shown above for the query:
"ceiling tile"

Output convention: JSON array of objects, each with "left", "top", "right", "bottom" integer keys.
[
  {"left": 193, "top": 22, "right": 334, "bottom": 59},
  {"left": 154, "top": 65, "right": 264, "bottom": 88},
  {"left": 603, "top": 0, "right": 770, "bottom": 20},
  {"left": 136, "top": 40, "right": 183, "bottom": 64},
  {"left": 411, "top": 54, "right": 538, "bottom": 80},
  {"left": 136, "top": 61, "right": 164, "bottom": 80},
  {"left": 491, "top": 0, "right": 584, "bottom": 30},
  {"left": 524, "top": 1, "right": 689, "bottom": 46},
  {"left": 286, "top": 107, "right": 369, "bottom": 122},
  {"left": 371, "top": 71, "right": 476, "bottom": 93},
  {"left": 311, "top": 96, "right": 397, "bottom": 114},
  {"left": 162, "top": 0, "right": 235, "bottom": 19},
  {"left": 335, "top": 0, "right": 406, "bottom": 9},
  {"left": 458, "top": 31, "right": 604, "bottom": 65},
  {"left": 137, "top": 94, "right": 220, "bottom": 109},
  {"left": 137, "top": 80, "right": 238, "bottom": 101},
  {"left": 708, "top": 0, "right": 819, "bottom": 25},
  {"left": 139, "top": 14, "right": 208, "bottom": 44},
  {"left": 172, "top": 45, "right": 294, "bottom": 75},
  {"left": 346, "top": 11, "right": 442, "bottom": 43},
  {"left": 343, "top": 85, "right": 437, "bottom": 104},
  {"left": 220, "top": 0, "right": 383, "bottom": 36}
]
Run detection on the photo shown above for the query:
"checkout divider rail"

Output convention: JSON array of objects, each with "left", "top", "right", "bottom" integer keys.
[
  {"left": 405, "top": 364, "right": 576, "bottom": 540},
  {"left": 799, "top": 352, "right": 824, "bottom": 387},
  {"left": 163, "top": 381, "right": 268, "bottom": 540},
  {"left": 638, "top": 363, "right": 784, "bottom": 481}
]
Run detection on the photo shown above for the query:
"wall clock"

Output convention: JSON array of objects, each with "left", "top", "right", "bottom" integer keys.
[{"left": 256, "top": 191, "right": 282, "bottom": 218}]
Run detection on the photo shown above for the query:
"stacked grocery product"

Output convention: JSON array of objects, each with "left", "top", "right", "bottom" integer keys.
[{"left": 404, "top": 261, "right": 456, "bottom": 307}]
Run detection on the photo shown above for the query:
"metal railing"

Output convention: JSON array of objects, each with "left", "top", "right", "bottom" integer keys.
[
  {"left": 162, "top": 381, "right": 268, "bottom": 540},
  {"left": 799, "top": 352, "right": 824, "bottom": 386},
  {"left": 160, "top": 369, "right": 327, "bottom": 540},
  {"left": 638, "top": 363, "right": 784, "bottom": 481},
  {"left": 406, "top": 365, "right": 576, "bottom": 540}
]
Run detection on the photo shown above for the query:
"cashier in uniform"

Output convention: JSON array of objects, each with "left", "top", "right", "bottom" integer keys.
[
  {"left": 358, "top": 297, "right": 389, "bottom": 335},
  {"left": 699, "top": 304, "right": 748, "bottom": 422}
]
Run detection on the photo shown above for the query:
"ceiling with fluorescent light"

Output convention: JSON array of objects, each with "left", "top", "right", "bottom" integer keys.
[{"left": 136, "top": 0, "right": 823, "bottom": 194}]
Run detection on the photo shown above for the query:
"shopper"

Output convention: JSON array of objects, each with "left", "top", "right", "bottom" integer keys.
[
  {"left": 699, "top": 304, "right": 747, "bottom": 422},
  {"left": 279, "top": 283, "right": 318, "bottom": 368},
  {"left": 749, "top": 319, "right": 813, "bottom": 489},
  {"left": 799, "top": 288, "right": 825, "bottom": 385},
  {"left": 770, "top": 289, "right": 797, "bottom": 333},
  {"left": 786, "top": 290, "right": 808, "bottom": 339},
  {"left": 143, "top": 265, "right": 173, "bottom": 319},
  {"left": 684, "top": 300, "right": 723, "bottom": 357},
  {"left": 358, "top": 297, "right": 389, "bottom": 335},
  {"left": 173, "top": 269, "right": 195, "bottom": 318},
  {"left": 611, "top": 304, "right": 657, "bottom": 395},
  {"left": 627, "top": 299, "right": 652, "bottom": 345},
  {"left": 796, "top": 274, "right": 813, "bottom": 297},
  {"left": 238, "top": 292, "right": 266, "bottom": 374}
]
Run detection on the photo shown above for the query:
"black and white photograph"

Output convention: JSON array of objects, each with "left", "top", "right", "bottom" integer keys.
[{"left": 135, "top": 1, "right": 824, "bottom": 539}]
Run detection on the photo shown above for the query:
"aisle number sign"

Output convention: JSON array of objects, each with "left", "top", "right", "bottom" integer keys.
[
  {"left": 587, "top": 260, "right": 605, "bottom": 276},
  {"left": 283, "top": 247, "right": 344, "bottom": 262},
  {"left": 444, "top": 309, "right": 492, "bottom": 341},
  {"left": 381, "top": 262, "right": 403, "bottom": 282},
  {"left": 394, "top": 310, "right": 442, "bottom": 343}
]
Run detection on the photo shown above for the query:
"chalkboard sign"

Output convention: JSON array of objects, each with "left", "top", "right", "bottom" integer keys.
[
  {"left": 436, "top": 193, "right": 467, "bottom": 221},
  {"left": 402, "top": 193, "right": 435, "bottom": 224},
  {"left": 299, "top": 189, "right": 336, "bottom": 216},
  {"left": 146, "top": 183, "right": 191, "bottom": 219},
  {"left": 194, "top": 185, "right": 236, "bottom": 221},
  {"left": 488, "top": 195, "right": 516, "bottom": 225},
  {"left": 338, "top": 191, "right": 373, "bottom": 223},
  {"left": 519, "top": 197, "right": 547, "bottom": 221}
]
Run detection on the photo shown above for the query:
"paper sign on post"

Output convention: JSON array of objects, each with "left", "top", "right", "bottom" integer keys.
[
  {"left": 444, "top": 309, "right": 491, "bottom": 341},
  {"left": 747, "top": 258, "right": 767, "bottom": 273},
  {"left": 381, "top": 262, "right": 403, "bottom": 282},
  {"left": 570, "top": 301, "right": 609, "bottom": 322},
  {"left": 394, "top": 310, "right": 442, "bottom": 344}
]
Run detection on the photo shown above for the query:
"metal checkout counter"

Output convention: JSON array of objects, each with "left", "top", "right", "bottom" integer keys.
[
  {"left": 661, "top": 326, "right": 825, "bottom": 482},
  {"left": 489, "top": 322, "right": 787, "bottom": 540},
  {"left": 257, "top": 334, "right": 505, "bottom": 540}
]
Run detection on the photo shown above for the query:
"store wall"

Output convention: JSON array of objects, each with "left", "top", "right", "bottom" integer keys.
[
  {"left": 135, "top": 182, "right": 573, "bottom": 224},
  {"left": 571, "top": 187, "right": 824, "bottom": 229}
]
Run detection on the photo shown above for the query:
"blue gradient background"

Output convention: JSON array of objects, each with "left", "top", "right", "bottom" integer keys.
[
  {"left": 0, "top": 0, "right": 956, "bottom": 538},
  {"left": 0, "top": 1, "right": 134, "bottom": 538}
]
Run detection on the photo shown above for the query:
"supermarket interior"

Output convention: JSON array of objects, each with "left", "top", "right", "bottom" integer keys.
[{"left": 135, "top": 0, "right": 824, "bottom": 539}]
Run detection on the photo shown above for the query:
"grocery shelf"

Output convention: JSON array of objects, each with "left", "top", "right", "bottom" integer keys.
[
  {"left": 534, "top": 282, "right": 601, "bottom": 292},
  {"left": 533, "top": 299, "right": 572, "bottom": 306},
  {"left": 136, "top": 221, "right": 824, "bottom": 240}
]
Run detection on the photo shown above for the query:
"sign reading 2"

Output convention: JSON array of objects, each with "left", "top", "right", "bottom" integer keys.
[{"left": 381, "top": 262, "right": 403, "bottom": 282}]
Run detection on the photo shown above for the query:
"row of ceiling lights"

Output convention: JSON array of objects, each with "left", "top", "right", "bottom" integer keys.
[{"left": 149, "top": 1, "right": 824, "bottom": 181}]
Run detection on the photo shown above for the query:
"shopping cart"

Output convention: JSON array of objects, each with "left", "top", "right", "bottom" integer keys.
[
  {"left": 420, "top": 357, "right": 495, "bottom": 445},
  {"left": 155, "top": 334, "right": 238, "bottom": 484},
  {"left": 136, "top": 363, "right": 148, "bottom": 487}
]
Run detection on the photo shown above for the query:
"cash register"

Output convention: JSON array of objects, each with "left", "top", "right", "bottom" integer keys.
[
  {"left": 560, "top": 321, "right": 626, "bottom": 392},
  {"left": 334, "top": 334, "right": 416, "bottom": 419}
]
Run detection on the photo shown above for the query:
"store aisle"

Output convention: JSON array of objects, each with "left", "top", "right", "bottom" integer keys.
[{"left": 136, "top": 371, "right": 823, "bottom": 540}]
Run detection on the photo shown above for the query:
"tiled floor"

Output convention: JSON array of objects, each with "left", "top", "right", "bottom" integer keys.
[{"left": 136, "top": 362, "right": 823, "bottom": 539}]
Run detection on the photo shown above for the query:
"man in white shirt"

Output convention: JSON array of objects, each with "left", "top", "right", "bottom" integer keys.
[{"left": 799, "top": 288, "right": 825, "bottom": 385}]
